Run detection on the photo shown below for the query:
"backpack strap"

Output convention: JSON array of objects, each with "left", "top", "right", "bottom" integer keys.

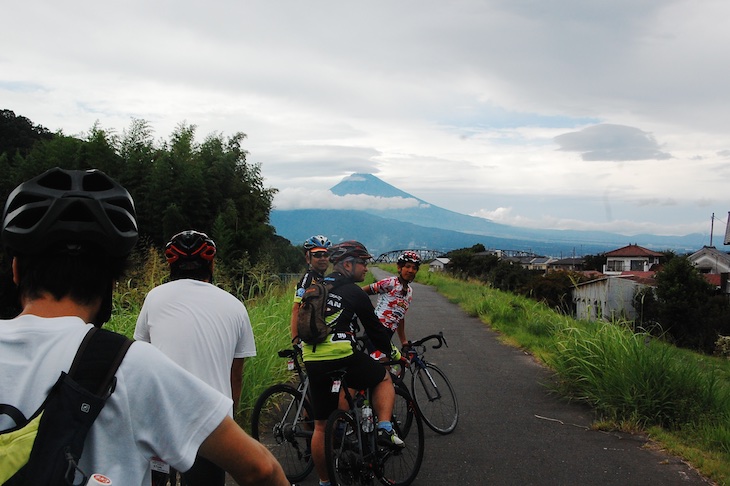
[
  {"left": 68, "top": 327, "right": 133, "bottom": 395},
  {"left": 3, "top": 328, "right": 133, "bottom": 486}
]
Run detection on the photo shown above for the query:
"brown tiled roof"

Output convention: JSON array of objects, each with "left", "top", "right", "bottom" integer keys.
[
  {"left": 604, "top": 244, "right": 663, "bottom": 258},
  {"left": 619, "top": 271, "right": 657, "bottom": 285},
  {"left": 704, "top": 273, "right": 722, "bottom": 287}
]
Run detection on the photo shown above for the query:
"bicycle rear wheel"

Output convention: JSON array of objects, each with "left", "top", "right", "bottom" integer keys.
[
  {"left": 251, "top": 383, "right": 315, "bottom": 482},
  {"left": 410, "top": 362, "right": 459, "bottom": 434},
  {"left": 378, "top": 386, "right": 424, "bottom": 486},
  {"left": 325, "top": 409, "right": 369, "bottom": 486}
]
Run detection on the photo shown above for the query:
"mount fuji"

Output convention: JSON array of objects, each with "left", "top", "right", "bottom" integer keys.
[{"left": 270, "top": 173, "right": 707, "bottom": 257}]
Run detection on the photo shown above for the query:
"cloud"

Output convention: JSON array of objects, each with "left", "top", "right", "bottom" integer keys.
[
  {"left": 554, "top": 124, "right": 672, "bottom": 161},
  {"left": 273, "top": 188, "right": 425, "bottom": 210},
  {"left": 470, "top": 206, "right": 708, "bottom": 237}
]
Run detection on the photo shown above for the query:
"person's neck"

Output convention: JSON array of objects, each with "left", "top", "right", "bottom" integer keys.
[{"left": 19, "top": 293, "right": 100, "bottom": 324}]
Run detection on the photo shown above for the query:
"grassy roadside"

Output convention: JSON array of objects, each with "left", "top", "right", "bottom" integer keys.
[
  {"left": 107, "top": 262, "right": 729, "bottom": 484},
  {"left": 410, "top": 267, "right": 730, "bottom": 486}
]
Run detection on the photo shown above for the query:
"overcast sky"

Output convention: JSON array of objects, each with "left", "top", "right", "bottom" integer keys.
[{"left": 4, "top": 1, "right": 730, "bottom": 244}]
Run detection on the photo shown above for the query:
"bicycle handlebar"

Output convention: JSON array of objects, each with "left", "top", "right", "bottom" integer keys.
[{"left": 407, "top": 332, "right": 448, "bottom": 349}]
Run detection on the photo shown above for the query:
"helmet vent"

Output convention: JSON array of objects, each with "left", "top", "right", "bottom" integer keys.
[
  {"left": 82, "top": 172, "right": 115, "bottom": 192},
  {"left": 37, "top": 170, "right": 72, "bottom": 190}
]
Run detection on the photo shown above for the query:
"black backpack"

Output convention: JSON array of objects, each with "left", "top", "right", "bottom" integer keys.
[
  {"left": 0, "top": 327, "right": 132, "bottom": 486},
  {"left": 297, "top": 281, "right": 341, "bottom": 349}
]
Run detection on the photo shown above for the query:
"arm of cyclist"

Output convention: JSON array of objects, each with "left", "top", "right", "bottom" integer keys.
[
  {"left": 290, "top": 302, "right": 301, "bottom": 343},
  {"left": 396, "top": 319, "right": 408, "bottom": 348},
  {"left": 230, "top": 358, "right": 244, "bottom": 413},
  {"left": 352, "top": 289, "right": 394, "bottom": 358},
  {"left": 199, "top": 416, "right": 289, "bottom": 486}
]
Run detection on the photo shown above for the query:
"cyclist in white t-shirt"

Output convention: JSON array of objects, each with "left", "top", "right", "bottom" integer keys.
[
  {"left": 0, "top": 168, "right": 287, "bottom": 486},
  {"left": 135, "top": 229, "right": 257, "bottom": 486}
]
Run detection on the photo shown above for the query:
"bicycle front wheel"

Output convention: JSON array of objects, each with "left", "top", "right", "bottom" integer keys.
[
  {"left": 251, "top": 383, "right": 315, "bottom": 482},
  {"left": 378, "top": 386, "right": 424, "bottom": 486},
  {"left": 325, "top": 409, "right": 368, "bottom": 486},
  {"left": 410, "top": 362, "right": 459, "bottom": 434}
]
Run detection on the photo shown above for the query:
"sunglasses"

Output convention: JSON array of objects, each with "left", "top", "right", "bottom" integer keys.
[
  {"left": 352, "top": 258, "right": 369, "bottom": 266},
  {"left": 310, "top": 252, "right": 329, "bottom": 259}
]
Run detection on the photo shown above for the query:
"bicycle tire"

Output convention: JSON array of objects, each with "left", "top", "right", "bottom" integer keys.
[
  {"left": 325, "top": 409, "right": 368, "bottom": 486},
  {"left": 410, "top": 362, "right": 459, "bottom": 434},
  {"left": 251, "top": 383, "right": 315, "bottom": 482},
  {"left": 378, "top": 386, "right": 424, "bottom": 486}
]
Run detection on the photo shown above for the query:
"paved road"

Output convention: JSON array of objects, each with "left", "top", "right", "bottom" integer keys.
[{"left": 239, "top": 268, "right": 713, "bottom": 485}]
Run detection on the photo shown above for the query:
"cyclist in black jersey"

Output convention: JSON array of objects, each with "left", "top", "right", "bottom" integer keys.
[
  {"left": 290, "top": 235, "right": 331, "bottom": 342},
  {"left": 301, "top": 241, "right": 404, "bottom": 486}
]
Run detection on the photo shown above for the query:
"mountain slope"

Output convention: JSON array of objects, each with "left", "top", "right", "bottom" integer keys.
[
  {"left": 328, "top": 173, "right": 707, "bottom": 250},
  {"left": 271, "top": 173, "right": 708, "bottom": 256}
]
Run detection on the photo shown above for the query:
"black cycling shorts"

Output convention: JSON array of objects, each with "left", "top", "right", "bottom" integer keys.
[{"left": 304, "top": 351, "right": 387, "bottom": 420}]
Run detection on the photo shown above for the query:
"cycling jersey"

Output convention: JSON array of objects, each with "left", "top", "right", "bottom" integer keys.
[
  {"left": 367, "top": 276, "right": 412, "bottom": 333},
  {"left": 293, "top": 269, "right": 325, "bottom": 304},
  {"left": 301, "top": 272, "right": 392, "bottom": 362}
]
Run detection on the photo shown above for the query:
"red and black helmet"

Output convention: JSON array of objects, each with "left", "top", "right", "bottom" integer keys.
[
  {"left": 397, "top": 251, "right": 421, "bottom": 267},
  {"left": 165, "top": 230, "right": 216, "bottom": 267},
  {"left": 328, "top": 240, "right": 372, "bottom": 264},
  {"left": 1, "top": 167, "right": 138, "bottom": 257}
]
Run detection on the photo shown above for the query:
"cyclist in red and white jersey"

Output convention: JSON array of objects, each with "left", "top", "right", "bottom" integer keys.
[{"left": 362, "top": 251, "right": 421, "bottom": 359}]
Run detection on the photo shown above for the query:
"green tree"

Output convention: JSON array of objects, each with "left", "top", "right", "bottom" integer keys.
[{"left": 655, "top": 256, "right": 716, "bottom": 351}]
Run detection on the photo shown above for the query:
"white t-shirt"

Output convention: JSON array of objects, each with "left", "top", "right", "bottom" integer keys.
[
  {"left": 0, "top": 315, "right": 231, "bottom": 485},
  {"left": 134, "top": 279, "right": 256, "bottom": 409}
]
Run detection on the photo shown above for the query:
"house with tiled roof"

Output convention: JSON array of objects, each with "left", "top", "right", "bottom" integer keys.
[
  {"left": 602, "top": 244, "right": 664, "bottom": 275},
  {"left": 688, "top": 246, "right": 730, "bottom": 275}
]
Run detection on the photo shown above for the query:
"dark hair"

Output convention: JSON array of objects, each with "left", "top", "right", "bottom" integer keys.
[
  {"left": 13, "top": 248, "right": 127, "bottom": 306},
  {"left": 169, "top": 264, "right": 213, "bottom": 282}
]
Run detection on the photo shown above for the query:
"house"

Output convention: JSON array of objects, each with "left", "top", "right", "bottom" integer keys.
[
  {"left": 602, "top": 244, "right": 663, "bottom": 275},
  {"left": 572, "top": 275, "right": 654, "bottom": 321},
  {"left": 428, "top": 257, "right": 450, "bottom": 272},
  {"left": 525, "top": 256, "right": 558, "bottom": 271},
  {"left": 688, "top": 246, "right": 730, "bottom": 274},
  {"left": 547, "top": 257, "right": 584, "bottom": 272}
]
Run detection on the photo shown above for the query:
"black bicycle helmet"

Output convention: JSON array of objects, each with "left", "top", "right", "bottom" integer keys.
[
  {"left": 2, "top": 167, "right": 138, "bottom": 257},
  {"left": 165, "top": 230, "right": 217, "bottom": 267},
  {"left": 397, "top": 250, "right": 421, "bottom": 267},
  {"left": 303, "top": 234, "right": 331, "bottom": 251},
  {"left": 328, "top": 240, "right": 372, "bottom": 264}
]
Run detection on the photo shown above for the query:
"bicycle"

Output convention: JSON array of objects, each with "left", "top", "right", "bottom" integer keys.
[
  {"left": 324, "top": 362, "right": 424, "bottom": 486},
  {"left": 250, "top": 346, "right": 315, "bottom": 482},
  {"left": 401, "top": 332, "right": 459, "bottom": 435}
]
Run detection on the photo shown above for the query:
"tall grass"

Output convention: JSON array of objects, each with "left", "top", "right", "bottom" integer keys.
[{"left": 416, "top": 269, "right": 730, "bottom": 485}]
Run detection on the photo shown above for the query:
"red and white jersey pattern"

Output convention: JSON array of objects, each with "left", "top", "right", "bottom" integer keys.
[{"left": 369, "top": 276, "right": 412, "bottom": 333}]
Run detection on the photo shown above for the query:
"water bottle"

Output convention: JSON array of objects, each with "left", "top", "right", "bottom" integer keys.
[{"left": 361, "top": 400, "right": 374, "bottom": 433}]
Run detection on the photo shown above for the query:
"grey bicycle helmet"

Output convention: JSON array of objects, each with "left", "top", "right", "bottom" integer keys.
[
  {"left": 2, "top": 167, "right": 138, "bottom": 257},
  {"left": 328, "top": 240, "right": 372, "bottom": 264}
]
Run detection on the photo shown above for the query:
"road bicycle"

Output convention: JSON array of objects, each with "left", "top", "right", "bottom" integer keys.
[
  {"left": 400, "top": 332, "right": 459, "bottom": 435},
  {"left": 324, "top": 362, "right": 424, "bottom": 486},
  {"left": 250, "top": 346, "right": 315, "bottom": 482}
]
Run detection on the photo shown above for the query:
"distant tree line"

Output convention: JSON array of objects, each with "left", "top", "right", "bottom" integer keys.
[
  {"left": 444, "top": 244, "right": 730, "bottom": 354},
  {"left": 0, "top": 109, "right": 306, "bottom": 317}
]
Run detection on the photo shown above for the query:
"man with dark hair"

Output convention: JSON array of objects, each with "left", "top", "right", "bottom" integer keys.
[
  {"left": 0, "top": 168, "right": 286, "bottom": 485},
  {"left": 302, "top": 240, "right": 404, "bottom": 486},
  {"left": 135, "top": 229, "right": 257, "bottom": 486}
]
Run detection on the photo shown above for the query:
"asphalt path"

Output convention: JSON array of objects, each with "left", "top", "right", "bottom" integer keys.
[{"left": 239, "top": 268, "right": 713, "bottom": 486}]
